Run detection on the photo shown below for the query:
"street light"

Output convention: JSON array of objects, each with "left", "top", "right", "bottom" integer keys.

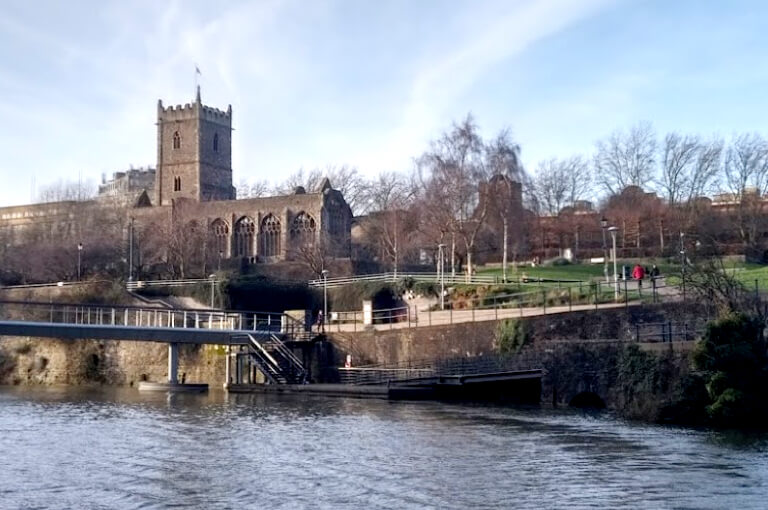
[
  {"left": 321, "top": 269, "right": 329, "bottom": 332},
  {"left": 680, "top": 232, "right": 686, "bottom": 299},
  {"left": 600, "top": 217, "right": 609, "bottom": 283},
  {"left": 608, "top": 226, "right": 619, "bottom": 300},
  {"left": 208, "top": 274, "right": 216, "bottom": 309},
  {"left": 77, "top": 242, "right": 83, "bottom": 281},
  {"left": 128, "top": 217, "right": 135, "bottom": 282},
  {"left": 438, "top": 244, "right": 446, "bottom": 310}
]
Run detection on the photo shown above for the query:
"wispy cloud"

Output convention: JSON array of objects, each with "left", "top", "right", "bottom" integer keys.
[{"left": 1, "top": 0, "right": 767, "bottom": 207}]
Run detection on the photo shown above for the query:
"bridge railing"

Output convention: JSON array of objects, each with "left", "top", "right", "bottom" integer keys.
[{"left": 0, "top": 299, "right": 305, "bottom": 337}]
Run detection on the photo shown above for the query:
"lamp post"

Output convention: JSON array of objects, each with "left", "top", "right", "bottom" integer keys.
[
  {"left": 321, "top": 269, "right": 329, "bottom": 331},
  {"left": 77, "top": 242, "right": 83, "bottom": 281},
  {"left": 680, "top": 232, "right": 686, "bottom": 300},
  {"left": 608, "top": 226, "right": 619, "bottom": 301},
  {"left": 600, "top": 217, "right": 609, "bottom": 283},
  {"left": 128, "top": 217, "right": 134, "bottom": 282},
  {"left": 438, "top": 243, "right": 446, "bottom": 310},
  {"left": 209, "top": 274, "right": 216, "bottom": 309}
]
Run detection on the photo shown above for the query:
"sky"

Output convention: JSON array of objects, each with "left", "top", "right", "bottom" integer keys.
[{"left": 1, "top": 0, "right": 767, "bottom": 207}]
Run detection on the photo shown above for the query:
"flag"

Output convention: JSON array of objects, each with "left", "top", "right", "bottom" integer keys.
[{"left": 195, "top": 65, "right": 201, "bottom": 75}]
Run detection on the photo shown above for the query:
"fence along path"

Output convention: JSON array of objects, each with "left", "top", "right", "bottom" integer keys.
[{"left": 322, "top": 278, "right": 697, "bottom": 333}]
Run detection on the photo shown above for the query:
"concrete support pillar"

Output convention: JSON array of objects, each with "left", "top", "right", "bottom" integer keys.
[
  {"left": 224, "top": 347, "right": 231, "bottom": 388},
  {"left": 168, "top": 342, "right": 179, "bottom": 384}
]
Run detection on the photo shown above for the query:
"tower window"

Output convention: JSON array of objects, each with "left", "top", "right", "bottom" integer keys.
[
  {"left": 213, "top": 133, "right": 219, "bottom": 153},
  {"left": 173, "top": 131, "right": 181, "bottom": 149},
  {"left": 174, "top": 176, "right": 181, "bottom": 191}
]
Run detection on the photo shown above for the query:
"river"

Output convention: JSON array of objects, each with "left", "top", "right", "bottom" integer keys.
[{"left": 0, "top": 387, "right": 766, "bottom": 509}]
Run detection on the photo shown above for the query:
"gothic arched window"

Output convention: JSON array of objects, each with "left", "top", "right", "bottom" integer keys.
[
  {"left": 213, "top": 133, "right": 219, "bottom": 152},
  {"left": 174, "top": 176, "right": 181, "bottom": 192},
  {"left": 173, "top": 131, "right": 181, "bottom": 150},
  {"left": 260, "top": 214, "right": 281, "bottom": 258},
  {"left": 234, "top": 216, "right": 255, "bottom": 258},
  {"left": 210, "top": 218, "right": 229, "bottom": 257},
  {"left": 290, "top": 212, "right": 316, "bottom": 247}
]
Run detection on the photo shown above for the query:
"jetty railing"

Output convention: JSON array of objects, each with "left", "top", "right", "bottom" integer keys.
[{"left": 336, "top": 352, "right": 545, "bottom": 385}]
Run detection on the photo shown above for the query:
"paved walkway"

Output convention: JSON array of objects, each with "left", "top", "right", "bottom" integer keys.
[{"left": 324, "top": 300, "right": 637, "bottom": 333}]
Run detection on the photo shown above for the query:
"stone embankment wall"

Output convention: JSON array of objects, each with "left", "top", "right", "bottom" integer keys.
[
  {"left": 326, "top": 304, "right": 702, "bottom": 420},
  {"left": 327, "top": 304, "right": 701, "bottom": 366},
  {"left": 0, "top": 282, "right": 226, "bottom": 386},
  {"left": 0, "top": 337, "right": 225, "bottom": 387}
]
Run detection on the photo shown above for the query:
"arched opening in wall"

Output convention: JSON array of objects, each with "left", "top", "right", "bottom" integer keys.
[
  {"left": 290, "top": 211, "right": 316, "bottom": 248},
  {"left": 213, "top": 133, "right": 219, "bottom": 152},
  {"left": 210, "top": 218, "right": 229, "bottom": 259},
  {"left": 260, "top": 214, "right": 281, "bottom": 258},
  {"left": 233, "top": 217, "right": 255, "bottom": 258},
  {"left": 569, "top": 391, "right": 606, "bottom": 409},
  {"left": 173, "top": 131, "right": 181, "bottom": 149},
  {"left": 174, "top": 176, "right": 181, "bottom": 192}
]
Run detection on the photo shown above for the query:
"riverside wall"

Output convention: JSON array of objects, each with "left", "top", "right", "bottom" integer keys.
[
  {"left": 325, "top": 304, "right": 702, "bottom": 420},
  {"left": 0, "top": 282, "right": 227, "bottom": 387}
]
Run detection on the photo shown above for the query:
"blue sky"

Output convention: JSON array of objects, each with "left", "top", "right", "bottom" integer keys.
[{"left": 1, "top": 0, "right": 767, "bottom": 206}]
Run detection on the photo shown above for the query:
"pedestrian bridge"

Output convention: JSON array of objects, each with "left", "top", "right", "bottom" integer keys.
[{"left": 0, "top": 300, "right": 310, "bottom": 386}]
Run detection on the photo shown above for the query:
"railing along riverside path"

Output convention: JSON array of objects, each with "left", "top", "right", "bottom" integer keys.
[
  {"left": 319, "top": 276, "right": 767, "bottom": 334},
  {"left": 0, "top": 299, "right": 305, "bottom": 340},
  {"left": 306, "top": 272, "right": 581, "bottom": 288}
]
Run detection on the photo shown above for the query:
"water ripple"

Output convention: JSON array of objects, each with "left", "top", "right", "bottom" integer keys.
[{"left": 1, "top": 387, "right": 768, "bottom": 509}]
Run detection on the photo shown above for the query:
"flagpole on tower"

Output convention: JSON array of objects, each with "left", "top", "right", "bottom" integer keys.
[{"left": 194, "top": 65, "right": 202, "bottom": 97}]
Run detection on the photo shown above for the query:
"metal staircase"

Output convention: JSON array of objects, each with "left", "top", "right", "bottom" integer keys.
[{"left": 235, "top": 333, "right": 308, "bottom": 384}]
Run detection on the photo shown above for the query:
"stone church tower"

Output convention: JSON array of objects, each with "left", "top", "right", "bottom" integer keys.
[{"left": 155, "top": 87, "right": 235, "bottom": 205}]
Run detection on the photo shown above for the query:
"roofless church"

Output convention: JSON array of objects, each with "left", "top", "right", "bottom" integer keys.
[{"left": 0, "top": 89, "right": 353, "bottom": 271}]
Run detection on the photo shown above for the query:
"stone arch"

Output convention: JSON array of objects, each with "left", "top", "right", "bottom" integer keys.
[
  {"left": 290, "top": 211, "right": 316, "bottom": 247},
  {"left": 260, "top": 214, "right": 281, "bottom": 258},
  {"left": 209, "top": 218, "right": 230, "bottom": 257},
  {"left": 173, "top": 131, "right": 181, "bottom": 149},
  {"left": 233, "top": 216, "right": 255, "bottom": 258},
  {"left": 569, "top": 391, "right": 606, "bottom": 409}
]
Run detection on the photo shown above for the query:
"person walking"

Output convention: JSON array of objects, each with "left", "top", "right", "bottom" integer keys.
[
  {"left": 632, "top": 264, "right": 645, "bottom": 294},
  {"left": 316, "top": 310, "right": 325, "bottom": 333}
]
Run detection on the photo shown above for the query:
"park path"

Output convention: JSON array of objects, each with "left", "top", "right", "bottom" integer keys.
[{"left": 324, "top": 300, "right": 637, "bottom": 333}]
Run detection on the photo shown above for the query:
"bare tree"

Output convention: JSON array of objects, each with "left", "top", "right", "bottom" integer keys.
[
  {"left": 659, "top": 132, "right": 700, "bottom": 206},
  {"left": 723, "top": 133, "right": 768, "bottom": 254},
  {"left": 533, "top": 156, "right": 592, "bottom": 216},
  {"left": 594, "top": 122, "right": 657, "bottom": 195},
  {"left": 37, "top": 178, "right": 97, "bottom": 203},
  {"left": 273, "top": 165, "right": 368, "bottom": 215},
  {"left": 417, "top": 114, "right": 489, "bottom": 279},
  {"left": 236, "top": 178, "right": 270, "bottom": 199},
  {"left": 485, "top": 130, "right": 525, "bottom": 281},
  {"left": 288, "top": 234, "right": 342, "bottom": 277},
  {"left": 358, "top": 172, "right": 417, "bottom": 275}
]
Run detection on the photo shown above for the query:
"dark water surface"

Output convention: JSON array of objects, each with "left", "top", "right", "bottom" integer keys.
[{"left": 0, "top": 387, "right": 767, "bottom": 509}]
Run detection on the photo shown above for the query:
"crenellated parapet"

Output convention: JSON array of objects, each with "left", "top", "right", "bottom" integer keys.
[{"left": 157, "top": 91, "right": 232, "bottom": 127}]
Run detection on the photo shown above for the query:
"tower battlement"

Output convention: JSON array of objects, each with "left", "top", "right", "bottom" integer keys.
[
  {"left": 157, "top": 98, "right": 232, "bottom": 125},
  {"left": 155, "top": 87, "right": 234, "bottom": 206}
]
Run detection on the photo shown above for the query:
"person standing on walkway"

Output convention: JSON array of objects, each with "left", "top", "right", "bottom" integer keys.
[
  {"left": 632, "top": 264, "right": 645, "bottom": 294},
  {"left": 316, "top": 310, "right": 325, "bottom": 333}
]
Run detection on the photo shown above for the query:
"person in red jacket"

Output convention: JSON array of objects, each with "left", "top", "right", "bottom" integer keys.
[{"left": 632, "top": 264, "right": 645, "bottom": 293}]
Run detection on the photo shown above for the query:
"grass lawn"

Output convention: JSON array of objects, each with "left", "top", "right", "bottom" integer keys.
[
  {"left": 475, "top": 258, "right": 768, "bottom": 298},
  {"left": 478, "top": 261, "right": 678, "bottom": 282}
]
